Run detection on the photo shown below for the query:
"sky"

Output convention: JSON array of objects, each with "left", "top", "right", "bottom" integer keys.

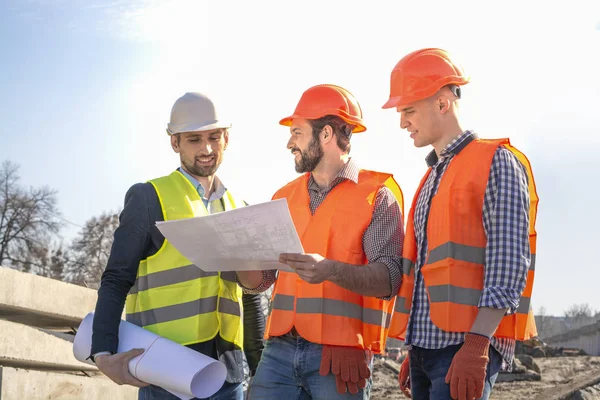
[{"left": 1, "top": 0, "right": 599, "bottom": 316}]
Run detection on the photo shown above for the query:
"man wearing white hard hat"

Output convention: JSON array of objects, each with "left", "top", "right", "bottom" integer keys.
[{"left": 89, "top": 92, "right": 268, "bottom": 400}]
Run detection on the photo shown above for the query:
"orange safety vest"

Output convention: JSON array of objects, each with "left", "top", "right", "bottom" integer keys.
[
  {"left": 265, "top": 169, "right": 404, "bottom": 352},
  {"left": 388, "top": 138, "right": 539, "bottom": 341}
]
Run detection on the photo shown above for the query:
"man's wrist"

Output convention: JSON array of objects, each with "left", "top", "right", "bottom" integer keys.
[
  {"left": 464, "top": 333, "right": 491, "bottom": 355},
  {"left": 327, "top": 261, "right": 341, "bottom": 282},
  {"left": 468, "top": 332, "right": 492, "bottom": 340}
]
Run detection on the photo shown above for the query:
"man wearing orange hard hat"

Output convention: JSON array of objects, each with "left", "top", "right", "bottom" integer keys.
[
  {"left": 245, "top": 84, "right": 406, "bottom": 399},
  {"left": 383, "top": 48, "right": 539, "bottom": 400}
]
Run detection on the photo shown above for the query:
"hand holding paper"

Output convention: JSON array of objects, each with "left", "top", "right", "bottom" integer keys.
[
  {"left": 94, "top": 349, "right": 149, "bottom": 388},
  {"left": 73, "top": 313, "right": 227, "bottom": 400},
  {"left": 279, "top": 253, "right": 334, "bottom": 284}
]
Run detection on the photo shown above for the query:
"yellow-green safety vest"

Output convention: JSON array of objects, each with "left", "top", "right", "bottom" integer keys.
[{"left": 125, "top": 170, "right": 244, "bottom": 348}]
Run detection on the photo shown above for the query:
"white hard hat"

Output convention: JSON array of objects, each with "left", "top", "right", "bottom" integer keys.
[{"left": 166, "top": 92, "right": 232, "bottom": 135}]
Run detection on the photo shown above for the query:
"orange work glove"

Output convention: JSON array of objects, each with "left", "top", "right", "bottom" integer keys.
[
  {"left": 398, "top": 356, "right": 411, "bottom": 398},
  {"left": 445, "top": 333, "right": 490, "bottom": 400},
  {"left": 319, "top": 345, "right": 371, "bottom": 394}
]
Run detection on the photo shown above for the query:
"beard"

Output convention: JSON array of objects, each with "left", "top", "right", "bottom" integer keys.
[
  {"left": 182, "top": 156, "right": 222, "bottom": 177},
  {"left": 293, "top": 137, "right": 324, "bottom": 173}
]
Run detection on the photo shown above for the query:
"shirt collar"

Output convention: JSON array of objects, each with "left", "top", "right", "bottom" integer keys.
[
  {"left": 308, "top": 157, "right": 360, "bottom": 192},
  {"left": 177, "top": 167, "right": 227, "bottom": 200},
  {"left": 425, "top": 130, "right": 477, "bottom": 167}
]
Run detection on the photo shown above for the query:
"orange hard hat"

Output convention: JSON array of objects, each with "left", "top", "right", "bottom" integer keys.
[
  {"left": 382, "top": 48, "right": 470, "bottom": 109},
  {"left": 280, "top": 84, "right": 366, "bottom": 133}
]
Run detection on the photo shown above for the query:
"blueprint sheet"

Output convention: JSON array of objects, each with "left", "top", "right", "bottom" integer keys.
[{"left": 156, "top": 198, "right": 303, "bottom": 272}]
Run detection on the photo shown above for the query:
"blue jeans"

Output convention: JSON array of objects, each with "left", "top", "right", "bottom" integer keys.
[
  {"left": 139, "top": 381, "right": 243, "bottom": 400},
  {"left": 248, "top": 335, "right": 372, "bottom": 399},
  {"left": 408, "top": 344, "right": 502, "bottom": 400}
]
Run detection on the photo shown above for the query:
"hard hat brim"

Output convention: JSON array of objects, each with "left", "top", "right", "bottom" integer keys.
[
  {"left": 383, "top": 77, "right": 471, "bottom": 110},
  {"left": 279, "top": 115, "right": 366, "bottom": 133},
  {"left": 166, "top": 121, "right": 232, "bottom": 136},
  {"left": 382, "top": 92, "right": 442, "bottom": 109},
  {"left": 382, "top": 96, "right": 403, "bottom": 110}
]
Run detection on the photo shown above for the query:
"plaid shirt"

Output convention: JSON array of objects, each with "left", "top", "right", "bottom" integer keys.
[
  {"left": 245, "top": 158, "right": 404, "bottom": 300},
  {"left": 405, "top": 131, "right": 531, "bottom": 368}
]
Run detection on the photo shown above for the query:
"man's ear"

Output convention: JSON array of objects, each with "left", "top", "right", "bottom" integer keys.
[
  {"left": 321, "top": 125, "right": 334, "bottom": 143},
  {"left": 170, "top": 134, "right": 180, "bottom": 153},
  {"left": 438, "top": 97, "right": 451, "bottom": 114}
]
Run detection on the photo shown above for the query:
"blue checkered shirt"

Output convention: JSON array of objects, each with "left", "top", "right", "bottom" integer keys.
[{"left": 405, "top": 131, "right": 531, "bottom": 368}]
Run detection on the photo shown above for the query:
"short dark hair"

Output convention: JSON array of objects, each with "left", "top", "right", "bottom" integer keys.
[{"left": 308, "top": 115, "right": 353, "bottom": 154}]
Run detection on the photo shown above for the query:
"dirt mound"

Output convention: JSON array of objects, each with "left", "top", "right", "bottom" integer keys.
[
  {"left": 371, "top": 357, "right": 404, "bottom": 400},
  {"left": 369, "top": 356, "right": 600, "bottom": 400},
  {"left": 491, "top": 356, "right": 600, "bottom": 400}
]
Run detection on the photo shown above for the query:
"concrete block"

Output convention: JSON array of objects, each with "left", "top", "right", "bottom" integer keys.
[
  {"left": 0, "top": 320, "right": 96, "bottom": 372},
  {"left": 0, "top": 266, "right": 97, "bottom": 330},
  {"left": 0, "top": 367, "right": 137, "bottom": 399}
]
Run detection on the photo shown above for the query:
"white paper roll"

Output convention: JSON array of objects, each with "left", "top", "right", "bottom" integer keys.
[{"left": 73, "top": 312, "right": 227, "bottom": 399}]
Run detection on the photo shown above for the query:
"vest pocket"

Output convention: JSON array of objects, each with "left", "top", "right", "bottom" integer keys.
[
  {"left": 421, "top": 260, "right": 483, "bottom": 332},
  {"left": 329, "top": 213, "right": 366, "bottom": 265}
]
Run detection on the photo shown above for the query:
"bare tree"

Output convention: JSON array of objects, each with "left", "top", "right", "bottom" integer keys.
[
  {"left": 0, "top": 161, "right": 62, "bottom": 270},
  {"left": 536, "top": 306, "right": 548, "bottom": 337},
  {"left": 564, "top": 303, "right": 595, "bottom": 330},
  {"left": 23, "top": 243, "right": 69, "bottom": 280},
  {"left": 65, "top": 211, "right": 119, "bottom": 289}
]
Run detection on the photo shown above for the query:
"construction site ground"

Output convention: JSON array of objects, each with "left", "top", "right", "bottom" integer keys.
[{"left": 371, "top": 356, "right": 600, "bottom": 400}]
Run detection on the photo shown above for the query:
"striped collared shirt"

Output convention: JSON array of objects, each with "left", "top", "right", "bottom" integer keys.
[{"left": 405, "top": 131, "right": 531, "bottom": 368}]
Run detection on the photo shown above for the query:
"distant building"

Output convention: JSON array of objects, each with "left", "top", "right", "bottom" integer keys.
[
  {"left": 544, "top": 321, "right": 600, "bottom": 356},
  {"left": 535, "top": 315, "right": 570, "bottom": 339}
]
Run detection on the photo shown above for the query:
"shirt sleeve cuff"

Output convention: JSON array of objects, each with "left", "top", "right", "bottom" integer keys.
[
  {"left": 478, "top": 287, "right": 522, "bottom": 315},
  {"left": 374, "top": 257, "right": 402, "bottom": 301},
  {"left": 237, "top": 270, "right": 277, "bottom": 294},
  {"left": 89, "top": 351, "right": 113, "bottom": 363}
]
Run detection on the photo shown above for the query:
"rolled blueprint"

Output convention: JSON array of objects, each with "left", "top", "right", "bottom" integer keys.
[{"left": 73, "top": 312, "right": 227, "bottom": 399}]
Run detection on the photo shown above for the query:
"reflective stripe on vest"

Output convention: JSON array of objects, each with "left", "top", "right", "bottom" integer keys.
[
  {"left": 393, "top": 258, "right": 414, "bottom": 317},
  {"left": 388, "top": 139, "right": 538, "bottom": 341},
  {"left": 129, "top": 267, "right": 238, "bottom": 295},
  {"left": 272, "top": 294, "right": 393, "bottom": 328},
  {"left": 125, "top": 171, "right": 244, "bottom": 347},
  {"left": 266, "top": 170, "right": 404, "bottom": 352}
]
